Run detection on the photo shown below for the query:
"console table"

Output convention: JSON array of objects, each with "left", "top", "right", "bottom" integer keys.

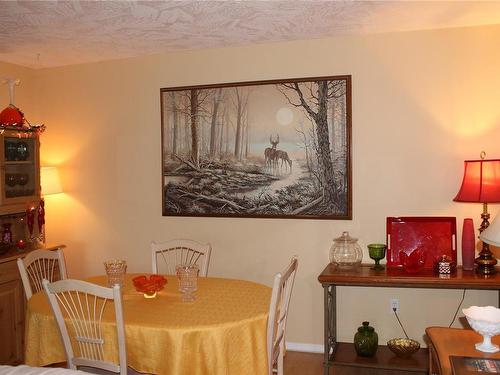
[{"left": 318, "top": 264, "right": 500, "bottom": 375}]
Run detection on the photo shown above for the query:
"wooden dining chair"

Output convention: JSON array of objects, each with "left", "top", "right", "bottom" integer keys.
[
  {"left": 43, "top": 279, "right": 127, "bottom": 375},
  {"left": 17, "top": 248, "right": 67, "bottom": 300},
  {"left": 267, "top": 256, "right": 298, "bottom": 375},
  {"left": 151, "top": 239, "right": 212, "bottom": 276}
]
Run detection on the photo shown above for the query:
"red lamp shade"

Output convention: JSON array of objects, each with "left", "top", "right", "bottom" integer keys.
[{"left": 454, "top": 159, "right": 500, "bottom": 203}]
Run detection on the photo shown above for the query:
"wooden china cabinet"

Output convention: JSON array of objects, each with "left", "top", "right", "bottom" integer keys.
[
  {"left": 0, "top": 128, "right": 43, "bottom": 365},
  {"left": 0, "top": 129, "right": 40, "bottom": 215},
  {"left": 0, "top": 251, "right": 26, "bottom": 364}
]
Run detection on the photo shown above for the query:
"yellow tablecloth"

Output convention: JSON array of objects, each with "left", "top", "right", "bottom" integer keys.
[{"left": 25, "top": 274, "right": 271, "bottom": 375}]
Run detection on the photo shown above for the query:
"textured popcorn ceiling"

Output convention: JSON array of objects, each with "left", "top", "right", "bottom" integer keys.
[{"left": 1, "top": 1, "right": 500, "bottom": 68}]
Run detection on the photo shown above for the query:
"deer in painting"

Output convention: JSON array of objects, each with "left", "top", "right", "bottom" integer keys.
[
  {"left": 276, "top": 150, "right": 292, "bottom": 173},
  {"left": 264, "top": 134, "right": 279, "bottom": 172}
]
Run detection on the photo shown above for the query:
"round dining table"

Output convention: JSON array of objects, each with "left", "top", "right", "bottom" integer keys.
[{"left": 24, "top": 274, "right": 272, "bottom": 375}]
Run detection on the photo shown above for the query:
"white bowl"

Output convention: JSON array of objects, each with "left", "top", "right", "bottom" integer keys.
[{"left": 463, "top": 306, "right": 500, "bottom": 353}]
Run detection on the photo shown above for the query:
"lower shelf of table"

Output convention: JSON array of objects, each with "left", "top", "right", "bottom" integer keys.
[{"left": 329, "top": 342, "right": 429, "bottom": 375}]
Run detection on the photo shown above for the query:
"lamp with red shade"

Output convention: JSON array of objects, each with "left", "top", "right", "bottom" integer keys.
[{"left": 454, "top": 152, "right": 500, "bottom": 275}]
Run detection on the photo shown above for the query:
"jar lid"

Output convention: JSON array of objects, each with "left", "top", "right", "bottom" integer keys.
[
  {"left": 334, "top": 231, "right": 358, "bottom": 243},
  {"left": 358, "top": 321, "right": 374, "bottom": 332}
]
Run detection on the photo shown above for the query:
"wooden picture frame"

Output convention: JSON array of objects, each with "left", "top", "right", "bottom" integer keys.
[{"left": 160, "top": 75, "right": 352, "bottom": 219}]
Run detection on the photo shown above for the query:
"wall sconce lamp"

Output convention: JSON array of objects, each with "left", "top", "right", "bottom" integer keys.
[{"left": 454, "top": 152, "right": 500, "bottom": 276}]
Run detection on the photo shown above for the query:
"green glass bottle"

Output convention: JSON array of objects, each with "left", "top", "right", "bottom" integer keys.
[{"left": 354, "top": 321, "right": 378, "bottom": 357}]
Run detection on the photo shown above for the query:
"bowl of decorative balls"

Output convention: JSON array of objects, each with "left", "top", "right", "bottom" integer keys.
[{"left": 387, "top": 338, "right": 420, "bottom": 358}]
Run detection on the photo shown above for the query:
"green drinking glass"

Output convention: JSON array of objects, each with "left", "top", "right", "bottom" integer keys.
[{"left": 368, "top": 244, "right": 387, "bottom": 271}]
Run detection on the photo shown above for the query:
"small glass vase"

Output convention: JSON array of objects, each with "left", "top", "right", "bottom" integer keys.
[
  {"left": 176, "top": 264, "right": 199, "bottom": 302},
  {"left": 104, "top": 259, "right": 127, "bottom": 287},
  {"left": 354, "top": 321, "right": 378, "bottom": 357}
]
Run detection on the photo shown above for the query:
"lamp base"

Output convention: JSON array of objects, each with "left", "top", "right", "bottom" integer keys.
[
  {"left": 475, "top": 244, "right": 498, "bottom": 276},
  {"left": 474, "top": 205, "right": 498, "bottom": 276}
]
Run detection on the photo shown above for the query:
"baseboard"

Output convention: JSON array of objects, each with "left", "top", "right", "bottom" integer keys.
[{"left": 286, "top": 341, "right": 324, "bottom": 353}]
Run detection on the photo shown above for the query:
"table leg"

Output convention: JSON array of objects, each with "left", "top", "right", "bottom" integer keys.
[{"left": 323, "top": 284, "right": 336, "bottom": 375}]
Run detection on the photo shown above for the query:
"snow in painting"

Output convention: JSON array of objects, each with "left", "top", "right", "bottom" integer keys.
[{"left": 161, "top": 77, "right": 351, "bottom": 219}]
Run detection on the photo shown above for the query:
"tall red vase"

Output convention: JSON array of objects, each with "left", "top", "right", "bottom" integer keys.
[{"left": 461, "top": 218, "right": 476, "bottom": 271}]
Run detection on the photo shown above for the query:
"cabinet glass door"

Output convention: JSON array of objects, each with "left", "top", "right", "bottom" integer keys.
[{"left": 3, "top": 137, "right": 37, "bottom": 201}]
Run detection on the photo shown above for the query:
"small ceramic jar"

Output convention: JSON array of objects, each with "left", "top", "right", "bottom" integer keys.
[
  {"left": 354, "top": 321, "right": 378, "bottom": 357},
  {"left": 436, "top": 255, "right": 455, "bottom": 275}
]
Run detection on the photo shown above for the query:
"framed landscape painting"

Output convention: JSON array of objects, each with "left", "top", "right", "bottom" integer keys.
[{"left": 160, "top": 75, "right": 352, "bottom": 219}]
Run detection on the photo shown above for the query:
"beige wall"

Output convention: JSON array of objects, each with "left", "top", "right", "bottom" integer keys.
[{"left": 10, "top": 24, "right": 500, "bottom": 348}]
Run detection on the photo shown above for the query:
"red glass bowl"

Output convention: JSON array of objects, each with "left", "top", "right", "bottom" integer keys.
[{"left": 132, "top": 274, "right": 167, "bottom": 298}]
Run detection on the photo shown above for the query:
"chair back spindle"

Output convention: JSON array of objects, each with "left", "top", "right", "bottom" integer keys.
[
  {"left": 151, "top": 239, "right": 212, "bottom": 276},
  {"left": 17, "top": 249, "right": 67, "bottom": 300}
]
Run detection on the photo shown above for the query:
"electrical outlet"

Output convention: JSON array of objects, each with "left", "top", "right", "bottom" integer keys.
[{"left": 390, "top": 298, "right": 400, "bottom": 314}]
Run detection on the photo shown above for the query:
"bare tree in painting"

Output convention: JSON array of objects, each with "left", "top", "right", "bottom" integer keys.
[
  {"left": 296, "top": 124, "right": 311, "bottom": 174},
  {"left": 329, "top": 80, "right": 346, "bottom": 166},
  {"left": 170, "top": 89, "right": 211, "bottom": 167},
  {"left": 244, "top": 104, "right": 250, "bottom": 159},
  {"left": 209, "top": 88, "right": 222, "bottom": 158},
  {"left": 163, "top": 95, "right": 170, "bottom": 156},
  {"left": 189, "top": 89, "right": 200, "bottom": 166},
  {"left": 224, "top": 109, "right": 231, "bottom": 155},
  {"left": 232, "top": 87, "right": 249, "bottom": 161},
  {"left": 183, "top": 110, "right": 190, "bottom": 155},
  {"left": 218, "top": 105, "right": 226, "bottom": 157},
  {"left": 279, "top": 81, "right": 340, "bottom": 211},
  {"left": 170, "top": 92, "right": 179, "bottom": 155}
]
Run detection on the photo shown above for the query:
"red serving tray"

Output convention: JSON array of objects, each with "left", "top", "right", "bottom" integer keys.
[{"left": 386, "top": 217, "right": 457, "bottom": 268}]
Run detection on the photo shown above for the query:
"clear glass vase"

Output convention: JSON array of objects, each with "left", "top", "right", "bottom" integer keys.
[
  {"left": 176, "top": 264, "right": 199, "bottom": 302},
  {"left": 104, "top": 259, "right": 127, "bottom": 287}
]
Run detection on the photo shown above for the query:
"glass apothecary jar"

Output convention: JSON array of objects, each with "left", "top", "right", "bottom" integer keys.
[
  {"left": 329, "top": 231, "right": 363, "bottom": 269},
  {"left": 354, "top": 321, "right": 378, "bottom": 357}
]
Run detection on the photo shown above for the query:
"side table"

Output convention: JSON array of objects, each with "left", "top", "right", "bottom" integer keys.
[
  {"left": 318, "top": 264, "right": 500, "bottom": 375},
  {"left": 427, "top": 327, "right": 500, "bottom": 375}
]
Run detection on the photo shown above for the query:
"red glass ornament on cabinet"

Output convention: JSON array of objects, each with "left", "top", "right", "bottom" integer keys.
[{"left": 0, "top": 105, "right": 23, "bottom": 127}]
